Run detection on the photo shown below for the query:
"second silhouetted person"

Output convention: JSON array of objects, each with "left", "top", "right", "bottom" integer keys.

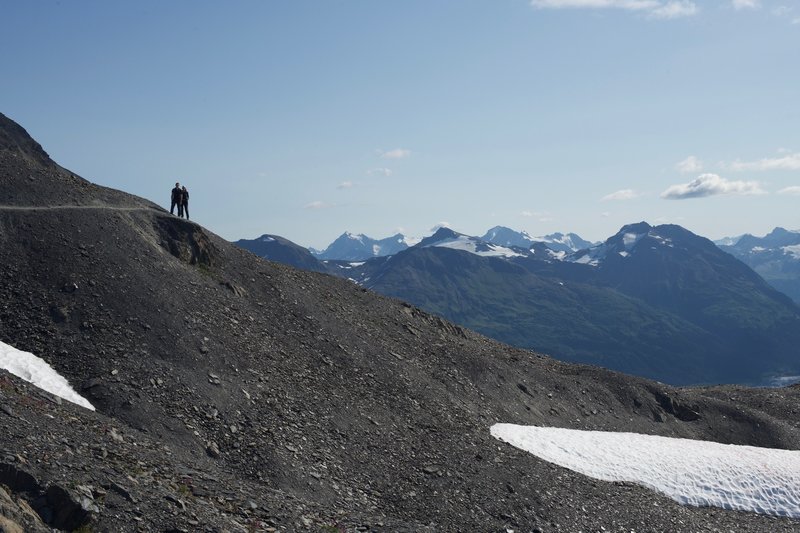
[{"left": 181, "top": 186, "right": 189, "bottom": 219}]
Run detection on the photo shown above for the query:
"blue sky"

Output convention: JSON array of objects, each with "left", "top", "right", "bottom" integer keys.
[{"left": 2, "top": 1, "right": 798, "bottom": 248}]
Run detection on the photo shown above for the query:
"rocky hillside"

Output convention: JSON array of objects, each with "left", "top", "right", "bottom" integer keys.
[{"left": 1, "top": 111, "right": 799, "bottom": 531}]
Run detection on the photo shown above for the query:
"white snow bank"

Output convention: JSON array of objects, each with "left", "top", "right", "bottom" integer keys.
[
  {"left": 491, "top": 423, "right": 800, "bottom": 519},
  {"left": 428, "top": 236, "right": 523, "bottom": 258},
  {"left": 0, "top": 340, "right": 95, "bottom": 411},
  {"left": 623, "top": 232, "right": 645, "bottom": 250},
  {"left": 782, "top": 244, "right": 800, "bottom": 260}
]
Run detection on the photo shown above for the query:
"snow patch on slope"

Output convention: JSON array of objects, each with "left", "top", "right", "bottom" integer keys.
[
  {"left": 782, "top": 245, "right": 800, "bottom": 260},
  {"left": 491, "top": 424, "right": 800, "bottom": 519},
  {"left": 431, "top": 236, "right": 524, "bottom": 258},
  {"left": 0, "top": 340, "right": 95, "bottom": 411},
  {"left": 623, "top": 232, "right": 645, "bottom": 250}
]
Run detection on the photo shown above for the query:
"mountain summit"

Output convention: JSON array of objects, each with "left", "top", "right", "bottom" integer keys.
[
  {"left": 311, "top": 231, "right": 410, "bottom": 260},
  {"left": 1, "top": 113, "right": 799, "bottom": 531}
]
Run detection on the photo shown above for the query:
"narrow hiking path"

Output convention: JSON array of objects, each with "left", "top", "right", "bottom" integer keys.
[{"left": 0, "top": 205, "right": 160, "bottom": 212}]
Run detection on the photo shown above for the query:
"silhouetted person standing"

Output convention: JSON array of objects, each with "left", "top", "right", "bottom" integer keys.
[
  {"left": 181, "top": 186, "right": 190, "bottom": 219},
  {"left": 170, "top": 182, "right": 182, "bottom": 216}
]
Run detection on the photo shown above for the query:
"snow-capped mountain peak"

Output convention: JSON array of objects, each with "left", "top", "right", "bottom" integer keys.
[
  {"left": 566, "top": 222, "right": 678, "bottom": 266},
  {"left": 418, "top": 227, "right": 525, "bottom": 258},
  {"left": 312, "top": 231, "right": 411, "bottom": 260},
  {"left": 482, "top": 226, "right": 594, "bottom": 253}
]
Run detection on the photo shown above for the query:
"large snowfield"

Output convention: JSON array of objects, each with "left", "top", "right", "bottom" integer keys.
[
  {"left": 0, "top": 340, "right": 95, "bottom": 411},
  {"left": 492, "top": 423, "right": 800, "bottom": 519}
]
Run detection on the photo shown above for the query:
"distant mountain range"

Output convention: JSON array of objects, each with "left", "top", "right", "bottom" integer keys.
[
  {"left": 309, "top": 232, "right": 415, "bottom": 261},
  {"left": 234, "top": 223, "right": 800, "bottom": 386},
  {"left": 717, "top": 227, "right": 800, "bottom": 304},
  {"left": 309, "top": 226, "right": 595, "bottom": 261},
  {"left": 481, "top": 226, "right": 595, "bottom": 253}
]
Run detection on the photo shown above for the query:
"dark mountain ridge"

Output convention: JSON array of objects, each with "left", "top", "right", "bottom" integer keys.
[
  {"left": 235, "top": 233, "right": 332, "bottom": 274},
  {"left": 1, "top": 112, "right": 799, "bottom": 531}
]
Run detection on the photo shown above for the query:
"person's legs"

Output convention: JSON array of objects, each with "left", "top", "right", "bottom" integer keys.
[
  {"left": 170, "top": 200, "right": 177, "bottom": 215},
  {"left": 184, "top": 204, "right": 189, "bottom": 219},
  {"left": 178, "top": 203, "right": 184, "bottom": 217}
]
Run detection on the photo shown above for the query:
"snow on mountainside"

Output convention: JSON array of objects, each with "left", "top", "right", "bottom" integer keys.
[
  {"left": 481, "top": 226, "right": 537, "bottom": 248},
  {"left": 310, "top": 226, "right": 593, "bottom": 262},
  {"left": 717, "top": 227, "right": 800, "bottom": 304},
  {"left": 714, "top": 235, "right": 743, "bottom": 247},
  {"left": 532, "top": 232, "right": 595, "bottom": 253},
  {"left": 566, "top": 222, "right": 672, "bottom": 266},
  {"left": 312, "top": 231, "right": 411, "bottom": 261},
  {"left": 418, "top": 227, "right": 525, "bottom": 258},
  {"left": 482, "top": 226, "right": 594, "bottom": 253}
]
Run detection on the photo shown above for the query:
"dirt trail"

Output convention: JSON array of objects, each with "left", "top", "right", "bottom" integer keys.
[{"left": 0, "top": 205, "right": 158, "bottom": 211}]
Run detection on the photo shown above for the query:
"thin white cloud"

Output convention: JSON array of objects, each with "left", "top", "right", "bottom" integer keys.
[
  {"left": 601, "top": 189, "right": 642, "bottom": 201},
  {"left": 778, "top": 186, "right": 800, "bottom": 195},
  {"left": 380, "top": 149, "right": 411, "bottom": 159},
  {"left": 661, "top": 173, "right": 766, "bottom": 199},
  {"left": 676, "top": 155, "right": 703, "bottom": 174},
  {"left": 532, "top": 0, "right": 657, "bottom": 9},
  {"left": 728, "top": 152, "right": 800, "bottom": 171},
  {"left": 600, "top": 211, "right": 611, "bottom": 217},
  {"left": 654, "top": 215, "right": 686, "bottom": 223},
  {"left": 430, "top": 222, "right": 451, "bottom": 232},
  {"left": 650, "top": 1, "right": 697, "bottom": 18},
  {"left": 367, "top": 167, "right": 393, "bottom": 177},
  {"left": 732, "top": 0, "right": 761, "bottom": 10},
  {"left": 530, "top": 0, "right": 697, "bottom": 18},
  {"left": 337, "top": 181, "right": 355, "bottom": 189},
  {"left": 770, "top": 5, "right": 800, "bottom": 23},
  {"left": 304, "top": 200, "right": 330, "bottom": 209},
  {"left": 521, "top": 210, "right": 553, "bottom": 222}
]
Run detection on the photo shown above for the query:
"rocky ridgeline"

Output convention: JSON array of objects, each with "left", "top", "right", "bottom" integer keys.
[{"left": 1, "top": 112, "right": 800, "bottom": 531}]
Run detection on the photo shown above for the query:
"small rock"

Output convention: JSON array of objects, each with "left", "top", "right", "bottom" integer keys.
[
  {"left": 108, "top": 428, "right": 124, "bottom": 443},
  {"left": 109, "top": 482, "right": 135, "bottom": 502},
  {"left": 206, "top": 442, "right": 221, "bottom": 458},
  {"left": 165, "top": 494, "right": 186, "bottom": 511}
]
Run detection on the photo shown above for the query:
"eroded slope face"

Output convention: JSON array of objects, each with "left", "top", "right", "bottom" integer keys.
[{"left": 1, "top": 112, "right": 800, "bottom": 531}]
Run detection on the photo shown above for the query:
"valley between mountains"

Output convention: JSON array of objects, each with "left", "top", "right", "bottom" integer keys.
[{"left": 1, "top": 111, "right": 800, "bottom": 531}]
